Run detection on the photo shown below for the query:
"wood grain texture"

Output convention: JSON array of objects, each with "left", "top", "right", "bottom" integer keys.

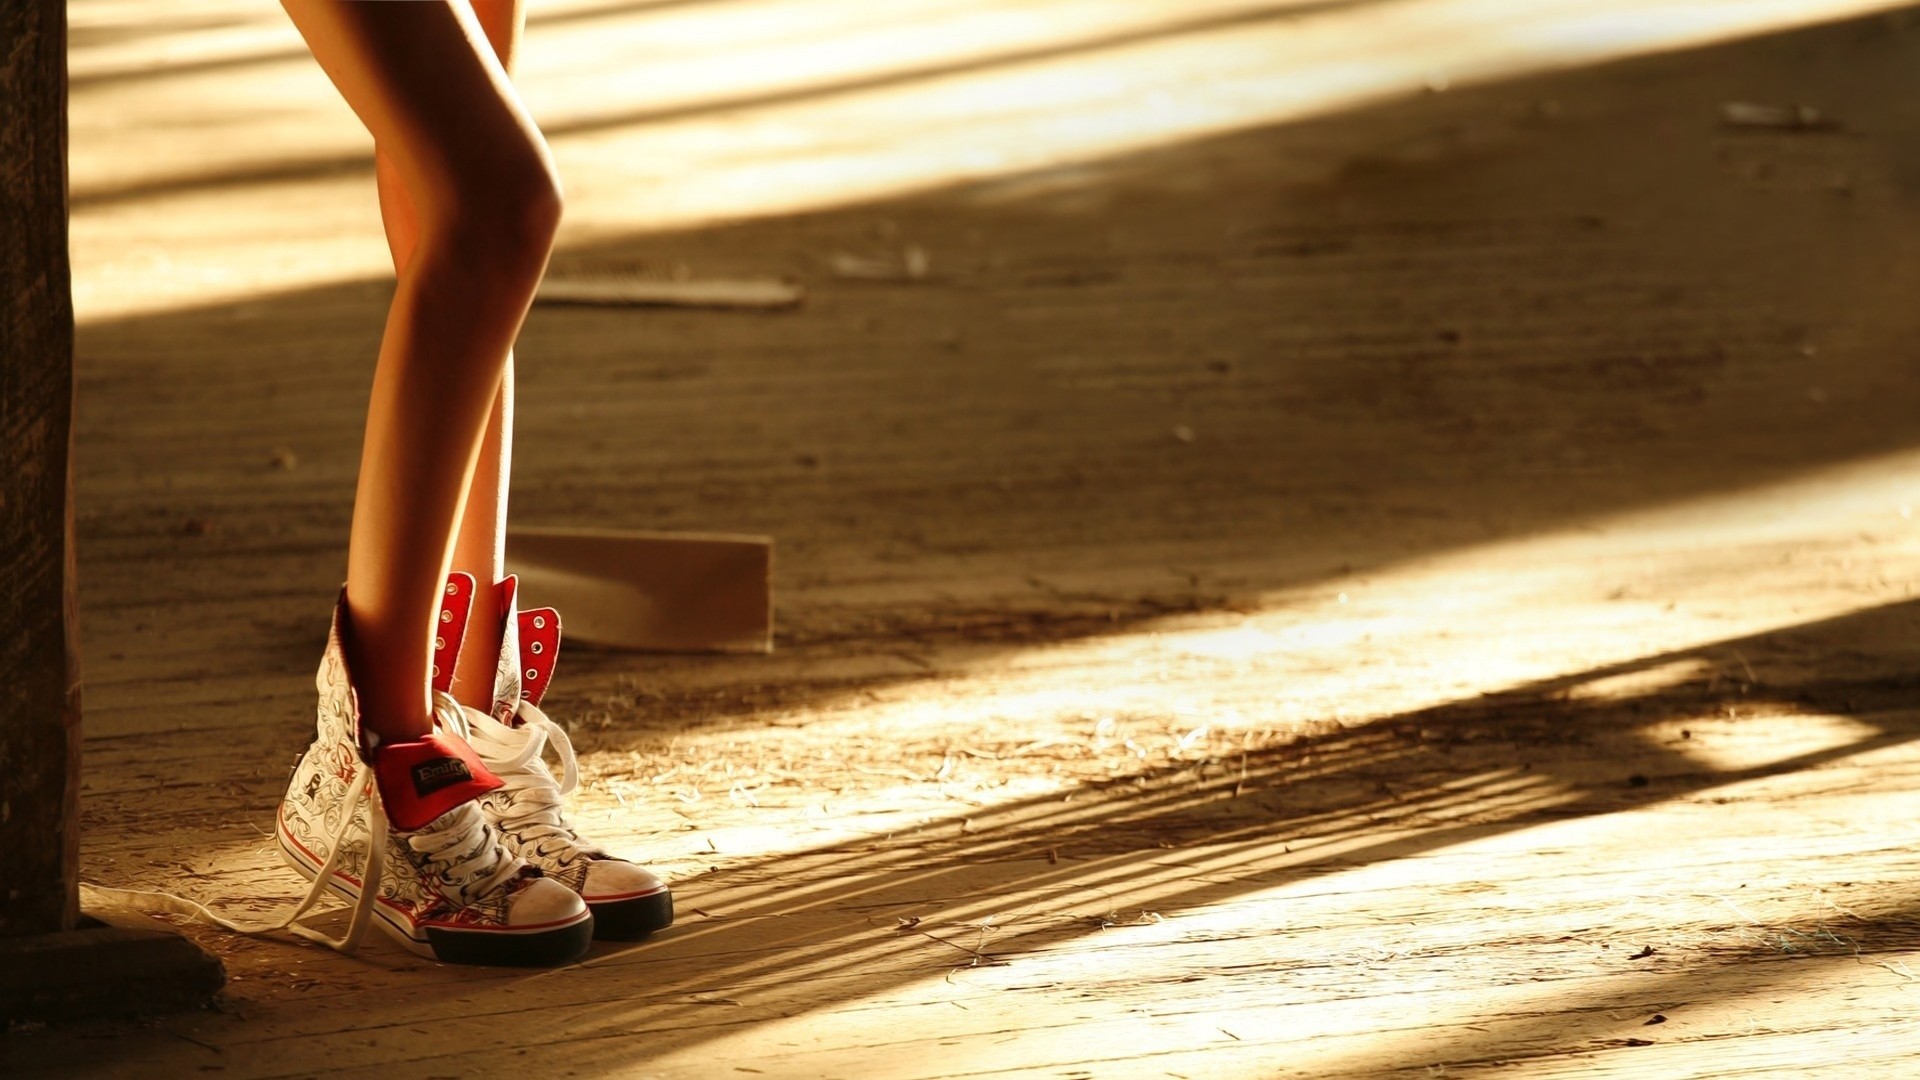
[
  {"left": 15, "top": 1, "right": 1920, "bottom": 1075},
  {"left": 0, "top": 0, "right": 80, "bottom": 937}
]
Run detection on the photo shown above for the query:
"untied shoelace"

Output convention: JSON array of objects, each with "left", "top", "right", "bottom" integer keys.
[
  {"left": 84, "top": 694, "right": 518, "bottom": 953},
  {"left": 83, "top": 762, "right": 390, "bottom": 953}
]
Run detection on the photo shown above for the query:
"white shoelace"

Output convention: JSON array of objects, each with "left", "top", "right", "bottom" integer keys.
[
  {"left": 467, "top": 701, "right": 591, "bottom": 858},
  {"left": 402, "top": 801, "right": 522, "bottom": 900},
  {"left": 86, "top": 699, "right": 520, "bottom": 953},
  {"left": 83, "top": 762, "right": 389, "bottom": 954}
]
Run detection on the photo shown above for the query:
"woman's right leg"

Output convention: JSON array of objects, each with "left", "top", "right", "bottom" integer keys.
[
  {"left": 279, "top": 0, "right": 561, "bottom": 741},
  {"left": 372, "top": 0, "right": 528, "bottom": 718},
  {"left": 272, "top": 0, "right": 593, "bottom": 965}
]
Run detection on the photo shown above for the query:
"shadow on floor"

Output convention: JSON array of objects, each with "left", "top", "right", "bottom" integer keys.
[
  {"left": 33, "top": 7, "right": 1920, "bottom": 1075},
  {"left": 20, "top": 595, "right": 1920, "bottom": 1074}
]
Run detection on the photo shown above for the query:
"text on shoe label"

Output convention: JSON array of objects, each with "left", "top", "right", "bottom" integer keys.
[{"left": 412, "top": 757, "right": 474, "bottom": 797}]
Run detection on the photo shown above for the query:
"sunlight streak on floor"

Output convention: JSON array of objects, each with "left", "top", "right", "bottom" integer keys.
[
  {"left": 549, "top": 444, "right": 1920, "bottom": 923},
  {"left": 583, "top": 443, "right": 1920, "bottom": 802},
  {"left": 68, "top": 0, "right": 1913, "bottom": 322},
  {"left": 1666, "top": 711, "right": 1886, "bottom": 774}
]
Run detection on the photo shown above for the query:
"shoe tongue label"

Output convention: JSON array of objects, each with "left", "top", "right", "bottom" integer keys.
[
  {"left": 412, "top": 757, "right": 474, "bottom": 797},
  {"left": 373, "top": 730, "right": 504, "bottom": 831}
]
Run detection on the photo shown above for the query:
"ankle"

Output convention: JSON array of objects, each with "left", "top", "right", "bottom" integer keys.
[
  {"left": 369, "top": 728, "right": 503, "bottom": 831},
  {"left": 339, "top": 629, "right": 434, "bottom": 743}
]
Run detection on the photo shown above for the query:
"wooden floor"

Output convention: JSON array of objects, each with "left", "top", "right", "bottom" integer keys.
[{"left": 17, "top": 1, "right": 1920, "bottom": 1075}]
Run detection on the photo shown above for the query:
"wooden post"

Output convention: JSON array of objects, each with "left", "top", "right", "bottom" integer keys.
[
  {"left": 0, "top": 0, "right": 81, "bottom": 936},
  {"left": 0, "top": 6, "right": 221, "bottom": 1017}
]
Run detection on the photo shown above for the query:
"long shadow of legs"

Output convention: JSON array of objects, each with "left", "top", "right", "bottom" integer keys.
[
  {"left": 204, "top": 597, "right": 1920, "bottom": 1076},
  {"left": 572, "top": 597, "right": 1920, "bottom": 1064}
]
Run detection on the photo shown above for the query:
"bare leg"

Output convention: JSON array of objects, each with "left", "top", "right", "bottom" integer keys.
[
  {"left": 373, "top": 0, "right": 525, "bottom": 713},
  {"left": 282, "top": 0, "right": 560, "bottom": 740},
  {"left": 448, "top": 377, "right": 513, "bottom": 712}
]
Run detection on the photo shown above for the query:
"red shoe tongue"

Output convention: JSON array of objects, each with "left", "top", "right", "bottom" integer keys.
[{"left": 372, "top": 731, "right": 504, "bottom": 831}]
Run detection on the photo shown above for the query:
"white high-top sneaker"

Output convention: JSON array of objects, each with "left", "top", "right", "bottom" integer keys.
[
  {"left": 437, "top": 573, "right": 674, "bottom": 940},
  {"left": 276, "top": 593, "right": 595, "bottom": 965}
]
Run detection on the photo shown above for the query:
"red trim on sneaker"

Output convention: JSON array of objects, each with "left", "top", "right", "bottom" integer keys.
[{"left": 372, "top": 732, "right": 503, "bottom": 831}]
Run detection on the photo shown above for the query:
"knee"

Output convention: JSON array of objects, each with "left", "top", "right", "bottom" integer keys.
[
  {"left": 492, "top": 162, "right": 563, "bottom": 254},
  {"left": 425, "top": 155, "right": 563, "bottom": 280}
]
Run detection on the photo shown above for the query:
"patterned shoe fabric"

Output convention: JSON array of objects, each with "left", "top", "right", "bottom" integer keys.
[
  {"left": 276, "top": 595, "right": 594, "bottom": 966},
  {"left": 441, "top": 574, "right": 674, "bottom": 940},
  {"left": 465, "top": 700, "right": 674, "bottom": 939}
]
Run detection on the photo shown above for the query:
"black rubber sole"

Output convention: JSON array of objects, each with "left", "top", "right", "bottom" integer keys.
[
  {"left": 589, "top": 889, "right": 674, "bottom": 941},
  {"left": 424, "top": 916, "right": 594, "bottom": 967}
]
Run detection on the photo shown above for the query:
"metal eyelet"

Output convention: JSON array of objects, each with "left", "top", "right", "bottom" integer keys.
[
  {"left": 525, "top": 668, "right": 539, "bottom": 681},
  {"left": 530, "top": 641, "right": 544, "bottom": 655},
  {"left": 434, "top": 636, "right": 446, "bottom": 651},
  {"left": 440, "top": 610, "right": 453, "bottom": 623},
  {"left": 532, "top": 616, "right": 547, "bottom": 629}
]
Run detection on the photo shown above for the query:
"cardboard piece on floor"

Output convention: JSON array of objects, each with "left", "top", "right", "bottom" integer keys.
[{"left": 505, "top": 527, "right": 772, "bottom": 653}]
